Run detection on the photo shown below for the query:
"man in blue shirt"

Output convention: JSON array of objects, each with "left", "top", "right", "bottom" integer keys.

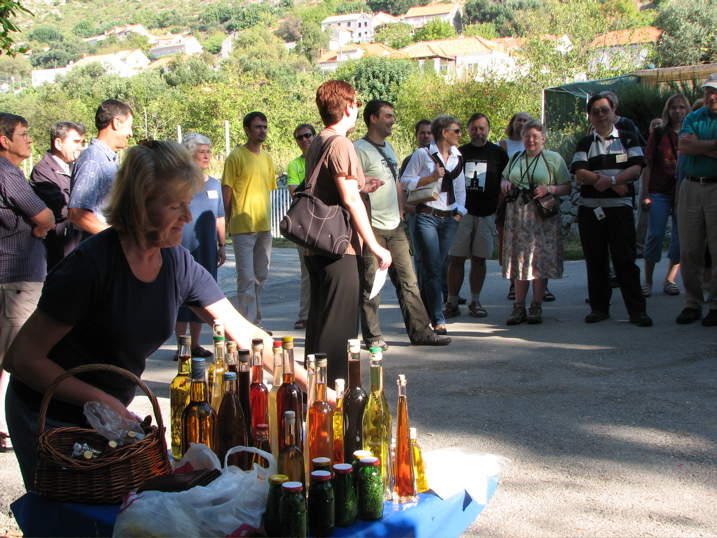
[
  {"left": 675, "top": 74, "right": 717, "bottom": 326},
  {"left": 68, "top": 99, "right": 133, "bottom": 239}
]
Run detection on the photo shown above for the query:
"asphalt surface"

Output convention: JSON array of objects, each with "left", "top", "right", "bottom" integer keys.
[{"left": 1, "top": 246, "right": 716, "bottom": 537}]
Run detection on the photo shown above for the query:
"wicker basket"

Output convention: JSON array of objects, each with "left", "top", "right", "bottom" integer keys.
[{"left": 34, "top": 364, "right": 172, "bottom": 504}]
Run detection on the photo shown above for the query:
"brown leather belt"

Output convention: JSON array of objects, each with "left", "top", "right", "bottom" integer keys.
[
  {"left": 416, "top": 204, "right": 457, "bottom": 218},
  {"left": 686, "top": 175, "right": 717, "bottom": 184}
]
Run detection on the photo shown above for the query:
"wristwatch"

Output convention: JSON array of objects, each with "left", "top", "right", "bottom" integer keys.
[{"left": 610, "top": 176, "right": 617, "bottom": 186}]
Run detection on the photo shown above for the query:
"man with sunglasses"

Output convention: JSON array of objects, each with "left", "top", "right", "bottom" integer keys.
[
  {"left": 0, "top": 113, "right": 55, "bottom": 450},
  {"left": 571, "top": 94, "right": 652, "bottom": 327},
  {"left": 286, "top": 123, "right": 316, "bottom": 330}
]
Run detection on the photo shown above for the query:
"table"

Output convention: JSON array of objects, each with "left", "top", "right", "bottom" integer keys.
[{"left": 11, "top": 477, "right": 498, "bottom": 538}]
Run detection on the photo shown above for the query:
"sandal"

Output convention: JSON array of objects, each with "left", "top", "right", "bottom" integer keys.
[
  {"left": 663, "top": 281, "right": 680, "bottom": 296},
  {"left": 191, "top": 346, "right": 213, "bottom": 358},
  {"left": 507, "top": 282, "right": 516, "bottom": 300},
  {"left": 467, "top": 300, "right": 488, "bottom": 317},
  {"left": 641, "top": 283, "right": 652, "bottom": 298},
  {"left": 294, "top": 319, "right": 307, "bottom": 330},
  {"left": 0, "top": 432, "right": 12, "bottom": 452},
  {"left": 543, "top": 288, "right": 555, "bottom": 302}
]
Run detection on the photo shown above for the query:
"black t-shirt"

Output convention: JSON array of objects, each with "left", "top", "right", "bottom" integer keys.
[
  {"left": 11, "top": 227, "right": 225, "bottom": 424},
  {"left": 458, "top": 142, "right": 509, "bottom": 217}
]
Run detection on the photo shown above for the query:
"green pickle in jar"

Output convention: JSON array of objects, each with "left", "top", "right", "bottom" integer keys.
[
  {"left": 280, "top": 481, "right": 306, "bottom": 538},
  {"left": 265, "top": 474, "right": 289, "bottom": 537},
  {"left": 308, "top": 470, "right": 335, "bottom": 537},
  {"left": 358, "top": 456, "right": 384, "bottom": 521},
  {"left": 332, "top": 463, "right": 357, "bottom": 527}
]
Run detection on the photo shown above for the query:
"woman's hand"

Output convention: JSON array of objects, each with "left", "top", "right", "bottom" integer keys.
[
  {"left": 432, "top": 165, "right": 445, "bottom": 181},
  {"left": 361, "top": 177, "right": 385, "bottom": 193},
  {"left": 371, "top": 244, "right": 392, "bottom": 270},
  {"left": 501, "top": 179, "right": 513, "bottom": 194},
  {"left": 533, "top": 185, "right": 551, "bottom": 199}
]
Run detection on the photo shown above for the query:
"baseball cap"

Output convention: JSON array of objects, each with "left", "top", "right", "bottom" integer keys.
[{"left": 701, "top": 73, "right": 717, "bottom": 90}]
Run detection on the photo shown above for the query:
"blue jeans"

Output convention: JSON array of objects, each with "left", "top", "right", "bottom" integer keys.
[
  {"left": 644, "top": 193, "right": 680, "bottom": 264},
  {"left": 414, "top": 212, "right": 459, "bottom": 326}
]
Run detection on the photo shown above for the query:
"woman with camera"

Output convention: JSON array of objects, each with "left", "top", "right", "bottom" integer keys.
[{"left": 500, "top": 120, "right": 571, "bottom": 325}]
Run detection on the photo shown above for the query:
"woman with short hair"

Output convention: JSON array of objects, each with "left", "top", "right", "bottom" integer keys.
[{"left": 500, "top": 119, "right": 571, "bottom": 325}]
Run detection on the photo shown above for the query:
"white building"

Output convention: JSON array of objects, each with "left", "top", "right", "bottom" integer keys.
[
  {"left": 589, "top": 27, "right": 661, "bottom": 71},
  {"left": 320, "top": 12, "right": 378, "bottom": 44},
  {"left": 402, "top": 3, "right": 463, "bottom": 33},
  {"left": 70, "top": 49, "right": 151, "bottom": 77},
  {"left": 149, "top": 34, "right": 203, "bottom": 59},
  {"left": 31, "top": 67, "right": 69, "bottom": 87},
  {"left": 317, "top": 43, "right": 395, "bottom": 72}
]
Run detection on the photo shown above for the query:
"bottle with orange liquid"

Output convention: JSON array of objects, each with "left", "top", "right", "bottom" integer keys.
[
  {"left": 393, "top": 374, "right": 416, "bottom": 503},
  {"left": 308, "top": 354, "right": 334, "bottom": 464}
]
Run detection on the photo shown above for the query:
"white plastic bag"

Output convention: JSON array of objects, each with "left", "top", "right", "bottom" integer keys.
[{"left": 113, "top": 445, "right": 277, "bottom": 538}]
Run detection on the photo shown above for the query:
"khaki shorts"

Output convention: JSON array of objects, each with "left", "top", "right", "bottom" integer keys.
[
  {"left": 0, "top": 281, "right": 43, "bottom": 365},
  {"left": 449, "top": 214, "right": 497, "bottom": 259}
]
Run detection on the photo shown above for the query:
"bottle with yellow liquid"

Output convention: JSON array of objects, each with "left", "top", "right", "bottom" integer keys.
[
  {"left": 268, "top": 339, "right": 283, "bottom": 460},
  {"left": 278, "top": 410, "right": 305, "bottom": 489},
  {"left": 169, "top": 335, "right": 192, "bottom": 460},
  {"left": 361, "top": 347, "right": 392, "bottom": 500},
  {"left": 393, "top": 375, "right": 416, "bottom": 503},
  {"left": 181, "top": 358, "right": 216, "bottom": 453},
  {"left": 332, "top": 378, "right": 345, "bottom": 464},
  {"left": 207, "top": 336, "right": 226, "bottom": 411},
  {"left": 410, "top": 427, "right": 429, "bottom": 493}
]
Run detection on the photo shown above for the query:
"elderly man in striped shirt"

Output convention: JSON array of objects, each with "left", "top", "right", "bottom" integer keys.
[{"left": 571, "top": 93, "right": 653, "bottom": 327}]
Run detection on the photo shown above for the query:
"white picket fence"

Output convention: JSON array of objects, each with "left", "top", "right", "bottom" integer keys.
[{"left": 270, "top": 186, "right": 292, "bottom": 238}]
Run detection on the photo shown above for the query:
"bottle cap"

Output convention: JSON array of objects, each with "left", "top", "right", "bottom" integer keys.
[
  {"left": 369, "top": 347, "right": 383, "bottom": 356},
  {"left": 269, "top": 474, "right": 289, "bottom": 485},
  {"left": 333, "top": 463, "right": 353, "bottom": 474},
  {"left": 284, "top": 410, "right": 296, "bottom": 424},
  {"left": 311, "top": 470, "right": 332, "bottom": 481},
  {"left": 348, "top": 339, "right": 361, "bottom": 353},
  {"left": 213, "top": 335, "right": 225, "bottom": 343},
  {"left": 359, "top": 456, "right": 380, "bottom": 466},
  {"left": 223, "top": 371, "right": 237, "bottom": 381},
  {"left": 238, "top": 349, "right": 250, "bottom": 363},
  {"left": 312, "top": 457, "right": 331, "bottom": 467},
  {"left": 282, "top": 336, "right": 294, "bottom": 343},
  {"left": 191, "top": 358, "right": 205, "bottom": 377},
  {"left": 397, "top": 374, "right": 406, "bottom": 386},
  {"left": 226, "top": 341, "right": 237, "bottom": 352},
  {"left": 256, "top": 423, "right": 269, "bottom": 431},
  {"left": 409, "top": 427, "right": 417, "bottom": 439},
  {"left": 282, "top": 481, "right": 303, "bottom": 492},
  {"left": 179, "top": 335, "right": 191, "bottom": 346},
  {"left": 252, "top": 338, "right": 264, "bottom": 350},
  {"left": 273, "top": 339, "right": 282, "bottom": 348},
  {"left": 353, "top": 450, "right": 372, "bottom": 460},
  {"left": 335, "top": 379, "right": 345, "bottom": 392},
  {"left": 315, "top": 353, "right": 327, "bottom": 367},
  {"left": 305, "top": 354, "right": 315, "bottom": 367}
]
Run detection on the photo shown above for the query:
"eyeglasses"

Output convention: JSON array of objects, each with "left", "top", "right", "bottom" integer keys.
[
  {"left": 10, "top": 131, "right": 30, "bottom": 140},
  {"left": 445, "top": 128, "right": 461, "bottom": 135},
  {"left": 295, "top": 132, "right": 313, "bottom": 140},
  {"left": 353, "top": 100, "right": 363, "bottom": 108},
  {"left": 591, "top": 107, "right": 613, "bottom": 116}
]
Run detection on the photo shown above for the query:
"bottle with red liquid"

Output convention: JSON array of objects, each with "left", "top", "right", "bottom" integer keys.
[
  {"left": 342, "top": 340, "right": 367, "bottom": 462},
  {"left": 216, "top": 371, "right": 249, "bottom": 469},
  {"left": 237, "top": 348, "right": 253, "bottom": 446},
  {"left": 250, "top": 338, "right": 269, "bottom": 434},
  {"left": 393, "top": 374, "right": 416, "bottom": 503},
  {"left": 309, "top": 354, "right": 334, "bottom": 464},
  {"left": 226, "top": 340, "right": 238, "bottom": 375},
  {"left": 277, "top": 336, "right": 302, "bottom": 452}
]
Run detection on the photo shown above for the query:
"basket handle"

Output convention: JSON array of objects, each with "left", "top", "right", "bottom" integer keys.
[{"left": 36, "top": 364, "right": 165, "bottom": 439}]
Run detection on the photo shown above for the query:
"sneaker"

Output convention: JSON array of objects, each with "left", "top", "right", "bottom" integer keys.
[
  {"left": 676, "top": 307, "right": 702, "bottom": 325},
  {"left": 506, "top": 303, "right": 527, "bottom": 325},
  {"left": 365, "top": 340, "right": 388, "bottom": 352},
  {"left": 413, "top": 333, "right": 451, "bottom": 346},
  {"left": 467, "top": 300, "right": 488, "bottom": 317},
  {"left": 629, "top": 311, "right": 653, "bottom": 327},
  {"left": 191, "top": 346, "right": 213, "bottom": 358},
  {"left": 527, "top": 302, "right": 543, "bottom": 324},
  {"left": 585, "top": 311, "right": 610, "bottom": 323},
  {"left": 443, "top": 302, "right": 460, "bottom": 319},
  {"left": 702, "top": 310, "right": 717, "bottom": 327}
]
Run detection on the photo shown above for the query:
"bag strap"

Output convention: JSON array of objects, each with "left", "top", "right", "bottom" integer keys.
[
  {"left": 302, "top": 135, "right": 341, "bottom": 195},
  {"left": 361, "top": 135, "right": 398, "bottom": 183}
]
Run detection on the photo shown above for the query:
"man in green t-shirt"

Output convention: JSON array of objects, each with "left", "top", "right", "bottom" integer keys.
[
  {"left": 221, "top": 112, "right": 276, "bottom": 326},
  {"left": 355, "top": 100, "right": 450, "bottom": 349},
  {"left": 286, "top": 123, "right": 316, "bottom": 330}
]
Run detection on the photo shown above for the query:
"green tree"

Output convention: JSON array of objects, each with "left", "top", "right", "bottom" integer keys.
[
  {"left": 72, "top": 20, "right": 98, "bottom": 39},
  {"left": 464, "top": 0, "right": 513, "bottom": 25},
  {"left": 462, "top": 23, "right": 498, "bottom": 40},
  {"left": 413, "top": 19, "right": 455, "bottom": 42},
  {"left": 653, "top": 0, "right": 717, "bottom": 67},
  {"left": 366, "top": 0, "right": 422, "bottom": 17},
  {"left": 335, "top": 56, "right": 416, "bottom": 103},
  {"left": 203, "top": 34, "right": 225, "bottom": 55},
  {"left": 374, "top": 22, "right": 413, "bottom": 49},
  {"left": 335, "top": 0, "right": 368, "bottom": 15},
  {"left": 0, "top": 0, "right": 32, "bottom": 56},
  {"left": 295, "top": 22, "right": 329, "bottom": 61},
  {"left": 0, "top": 53, "right": 31, "bottom": 77},
  {"left": 276, "top": 15, "right": 302, "bottom": 42},
  {"left": 28, "top": 26, "right": 63, "bottom": 44}
]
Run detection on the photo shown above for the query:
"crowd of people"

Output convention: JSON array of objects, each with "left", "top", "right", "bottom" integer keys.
[{"left": 1, "top": 74, "right": 716, "bottom": 485}]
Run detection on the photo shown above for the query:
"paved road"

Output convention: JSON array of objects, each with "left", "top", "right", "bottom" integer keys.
[{"left": 2, "top": 246, "right": 716, "bottom": 537}]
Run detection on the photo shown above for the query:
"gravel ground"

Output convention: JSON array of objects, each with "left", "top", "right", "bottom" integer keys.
[{"left": 1, "top": 248, "right": 716, "bottom": 537}]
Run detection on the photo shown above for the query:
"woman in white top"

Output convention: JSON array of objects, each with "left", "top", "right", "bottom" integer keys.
[
  {"left": 401, "top": 115, "right": 466, "bottom": 335},
  {"left": 499, "top": 112, "right": 531, "bottom": 157}
]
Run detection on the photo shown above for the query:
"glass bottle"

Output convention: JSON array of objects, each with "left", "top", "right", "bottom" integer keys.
[
  {"left": 279, "top": 481, "right": 306, "bottom": 538},
  {"left": 253, "top": 423, "right": 272, "bottom": 469},
  {"left": 351, "top": 449, "right": 373, "bottom": 489},
  {"left": 207, "top": 337, "right": 226, "bottom": 412},
  {"left": 278, "top": 410, "right": 305, "bottom": 488},
  {"left": 277, "top": 336, "right": 302, "bottom": 453},
  {"left": 393, "top": 374, "right": 416, "bottom": 503},
  {"left": 332, "top": 379, "right": 345, "bottom": 466},
  {"left": 357, "top": 456, "right": 384, "bottom": 521},
  {"left": 361, "top": 347, "right": 392, "bottom": 501},
  {"left": 303, "top": 354, "right": 316, "bottom": 480},
  {"left": 226, "top": 340, "right": 238, "bottom": 375},
  {"left": 312, "top": 456, "right": 332, "bottom": 473},
  {"left": 308, "top": 470, "right": 335, "bottom": 537},
  {"left": 410, "top": 427, "right": 429, "bottom": 493},
  {"left": 170, "top": 335, "right": 192, "bottom": 460},
  {"left": 216, "top": 371, "right": 249, "bottom": 469},
  {"left": 265, "top": 474, "right": 289, "bottom": 538},
  {"left": 343, "top": 340, "right": 367, "bottom": 461},
  {"left": 237, "top": 348, "right": 254, "bottom": 446},
  {"left": 268, "top": 339, "right": 283, "bottom": 461},
  {"left": 181, "top": 358, "right": 216, "bottom": 453},
  {"left": 213, "top": 320, "right": 225, "bottom": 339},
  {"left": 250, "top": 338, "right": 269, "bottom": 435},
  {"left": 309, "top": 355, "right": 334, "bottom": 465},
  {"left": 332, "top": 463, "right": 357, "bottom": 527}
]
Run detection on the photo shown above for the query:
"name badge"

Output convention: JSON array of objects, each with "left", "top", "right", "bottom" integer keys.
[
  {"left": 207, "top": 190, "right": 218, "bottom": 199},
  {"left": 615, "top": 154, "right": 628, "bottom": 163}
]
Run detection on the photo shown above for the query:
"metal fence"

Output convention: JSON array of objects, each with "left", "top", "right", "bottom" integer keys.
[{"left": 270, "top": 186, "right": 292, "bottom": 238}]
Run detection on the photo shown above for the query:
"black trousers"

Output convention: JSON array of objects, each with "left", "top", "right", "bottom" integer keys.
[
  {"left": 305, "top": 254, "right": 361, "bottom": 386},
  {"left": 578, "top": 205, "right": 646, "bottom": 316}
]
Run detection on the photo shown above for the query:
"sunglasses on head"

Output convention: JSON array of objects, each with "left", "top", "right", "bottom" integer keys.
[{"left": 295, "top": 132, "right": 313, "bottom": 140}]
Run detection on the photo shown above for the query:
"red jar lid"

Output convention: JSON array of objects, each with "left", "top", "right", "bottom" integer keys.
[
  {"left": 311, "top": 470, "right": 332, "bottom": 481},
  {"left": 333, "top": 463, "right": 353, "bottom": 474},
  {"left": 359, "top": 456, "right": 380, "bottom": 466}
]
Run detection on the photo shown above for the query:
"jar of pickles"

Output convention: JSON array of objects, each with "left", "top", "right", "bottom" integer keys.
[
  {"left": 280, "top": 481, "right": 306, "bottom": 538},
  {"left": 308, "top": 470, "right": 335, "bottom": 537},
  {"left": 332, "top": 463, "right": 357, "bottom": 527},
  {"left": 265, "top": 474, "right": 289, "bottom": 537},
  {"left": 357, "top": 456, "right": 383, "bottom": 521}
]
